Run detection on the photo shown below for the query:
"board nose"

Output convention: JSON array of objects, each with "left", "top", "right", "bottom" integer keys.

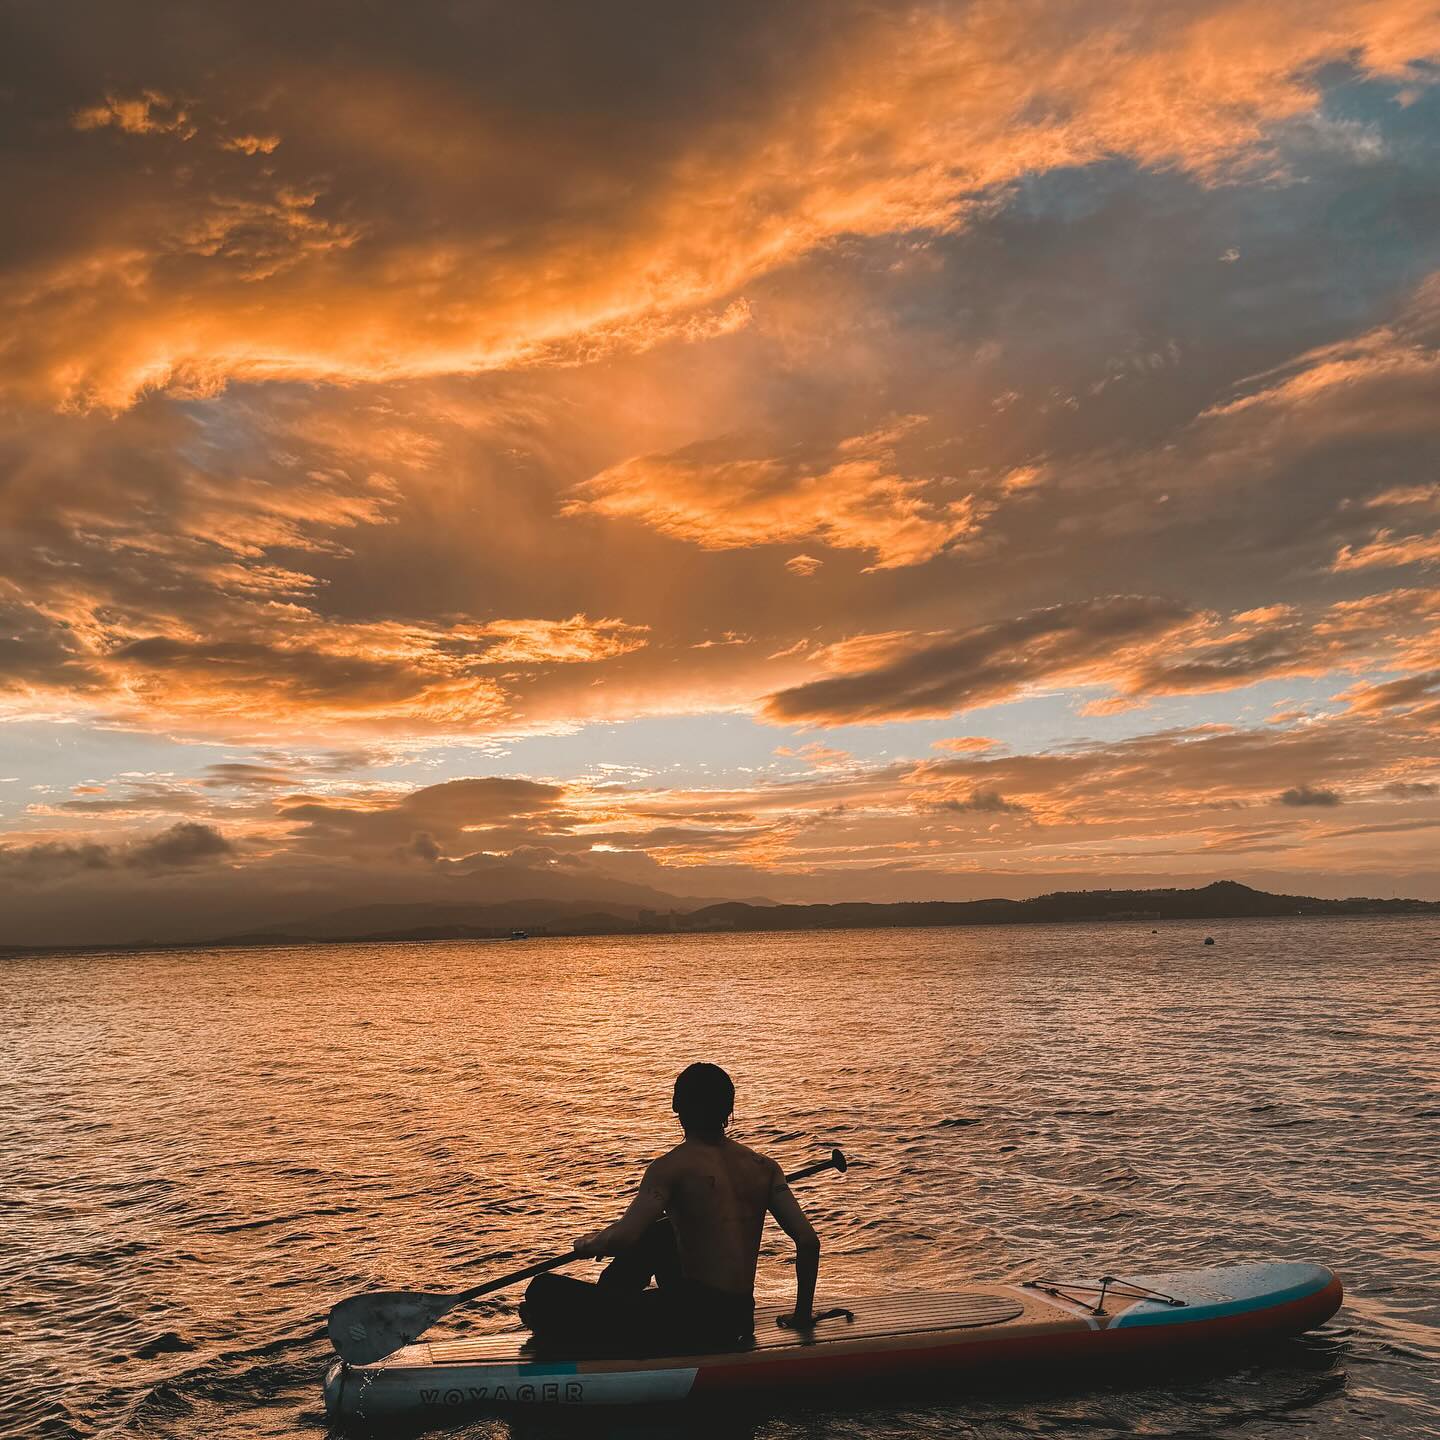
[{"left": 1271, "top": 1262, "right": 1338, "bottom": 1297}]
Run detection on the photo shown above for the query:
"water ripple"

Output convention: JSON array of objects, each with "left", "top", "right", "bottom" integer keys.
[{"left": 0, "top": 917, "right": 1435, "bottom": 1438}]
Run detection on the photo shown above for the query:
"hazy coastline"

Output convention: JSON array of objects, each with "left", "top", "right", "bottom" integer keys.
[{"left": 5, "top": 880, "right": 1437, "bottom": 959}]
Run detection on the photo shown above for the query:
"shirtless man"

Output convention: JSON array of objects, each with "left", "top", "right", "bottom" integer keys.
[{"left": 519, "top": 1063, "right": 821, "bottom": 1349}]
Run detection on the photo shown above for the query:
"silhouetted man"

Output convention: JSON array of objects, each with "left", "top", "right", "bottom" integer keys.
[{"left": 519, "top": 1063, "right": 821, "bottom": 1351}]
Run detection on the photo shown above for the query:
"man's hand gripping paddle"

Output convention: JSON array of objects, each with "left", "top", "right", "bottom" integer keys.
[{"left": 326, "top": 1147, "right": 848, "bottom": 1365}]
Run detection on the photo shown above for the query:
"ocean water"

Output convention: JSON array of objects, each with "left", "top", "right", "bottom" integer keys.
[{"left": 2, "top": 917, "right": 1437, "bottom": 1440}]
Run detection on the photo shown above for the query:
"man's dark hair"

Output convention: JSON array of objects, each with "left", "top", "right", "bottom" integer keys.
[{"left": 672, "top": 1063, "right": 735, "bottom": 1137}]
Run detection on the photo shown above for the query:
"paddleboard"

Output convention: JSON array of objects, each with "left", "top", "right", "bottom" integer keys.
[{"left": 324, "top": 1260, "right": 1341, "bottom": 1422}]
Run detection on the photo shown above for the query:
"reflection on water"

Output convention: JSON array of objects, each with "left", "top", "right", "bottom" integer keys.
[{"left": 1, "top": 917, "right": 1436, "bottom": 1439}]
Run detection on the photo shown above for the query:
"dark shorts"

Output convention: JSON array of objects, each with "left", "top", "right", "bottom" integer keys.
[
  {"left": 520, "top": 1272, "right": 755, "bottom": 1354},
  {"left": 519, "top": 1221, "right": 754, "bottom": 1355}
]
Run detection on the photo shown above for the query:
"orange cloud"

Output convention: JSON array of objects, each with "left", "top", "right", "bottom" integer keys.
[
  {"left": 1338, "top": 670, "right": 1440, "bottom": 714},
  {"left": 12, "top": 1, "right": 1439, "bottom": 410},
  {"left": 1203, "top": 331, "right": 1440, "bottom": 421},
  {"left": 774, "top": 741, "right": 855, "bottom": 771},
  {"left": 449, "top": 616, "right": 650, "bottom": 666},
  {"left": 933, "top": 737, "right": 1000, "bottom": 754},
  {"left": 1365, "top": 483, "right": 1440, "bottom": 509},
  {"left": 8, "top": 5, "right": 1440, "bottom": 946},
  {"left": 72, "top": 90, "right": 195, "bottom": 139},
  {"left": 1333, "top": 530, "right": 1440, "bottom": 571},
  {"left": 17, "top": 612, "right": 651, "bottom": 737},
  {"left": 220, "top": 133, "right": 282, "bottom": 155},
  {"left": 565, "top": 422, "right": 981, "bottom": 570}
]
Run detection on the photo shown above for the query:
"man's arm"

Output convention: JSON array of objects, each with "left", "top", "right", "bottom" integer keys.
[
  {"left": 767, "top": 1163, "right": 821, "bottom": 1325},
  {"left": 572, "top": 1159, "right": 670, "bottom": 1257}
]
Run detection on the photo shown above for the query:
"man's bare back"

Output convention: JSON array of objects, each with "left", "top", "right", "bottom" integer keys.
[
  {"left": 565, "top": 1064, "right": 822, "bottom": 1326},
  {"left": 644, "top": 1136, "right": 815, "bottom": 1296}
]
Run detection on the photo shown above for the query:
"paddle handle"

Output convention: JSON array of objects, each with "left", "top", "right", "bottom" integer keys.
[
  {"left": 455, "top": 1251, "right": 575, "bottom": 1305},
  {"left": 786, "top": 1147, "right": 848, "bottom": 1183},
  {"left": 452, "top": 1147, "right": 847, "bottom": 1304}
]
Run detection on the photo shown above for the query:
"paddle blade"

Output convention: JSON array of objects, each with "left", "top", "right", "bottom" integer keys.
[{"left": 327, "top": 1290, "right": 454, "bottom": 1365}]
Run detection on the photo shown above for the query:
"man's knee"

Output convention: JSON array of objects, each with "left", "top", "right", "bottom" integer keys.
[
  {"left": 519, "top": 1272, "right": 585, "bottom": 1330},
  {"left": 598, "top": 1218, "right": 678, "bottom": 1293},
  {"left": 523, "top": 1272, "right": 567, "bottom": 1304}
]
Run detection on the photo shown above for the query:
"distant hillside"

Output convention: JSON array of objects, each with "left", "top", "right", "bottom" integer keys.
[
  {"left": 219, "top": 897, "right": 693, "bottom": 944},
  {"left": 212, "top": 880, "right": 1440, "bottom": 948},
  {"left": 671, "top": 880, "right": 1440, "bottom": 933}
]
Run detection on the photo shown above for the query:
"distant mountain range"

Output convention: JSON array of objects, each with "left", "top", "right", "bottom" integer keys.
[
  {"left": 221, "top": 897, "right": 682, "bottom": 944},
  {"left": 6, "top": 881, "right": 1434, "bottom": 957},
  {"left": 214, "top": 880, "right": 1440, "bottom": 948}
]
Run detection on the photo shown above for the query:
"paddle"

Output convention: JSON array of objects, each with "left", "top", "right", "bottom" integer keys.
[{"left": 327, "top": 1146, "right": 848, "bottom": 1365}]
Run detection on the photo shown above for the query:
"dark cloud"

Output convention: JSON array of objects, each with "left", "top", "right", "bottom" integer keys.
[
  {"left": 114, "top": 637, "right": 450, "bottom": 704},
  {"left": 404, "top": 831, "right": 442, "bottom": 863},
  {"left": 932, "top": 791, "right": 1028, "bottom": 815},
  {"left": 916, "top": 720, "right": 1382, "bottom": 817},
  {"left": 0, "top": 839, "right": 115, "bottom": 880},
  {"left": 200, "top": 763, "right": 300, "bottom": 789},
  {"left": 1278, "top": 785, "right": 1343, "bottom": 807},
  {"left": 280, "top": 777, "right": 570, "bottom": 857},
  {"left": 131, "top": 822, "right": 234, "bottom": 867},
  {"left": 56, "top": 781, "right": 208, "bottom": 815},
  {"left": 0, "top": 602, "right": 108, "bottom": 695},
  {"left": 1121, "top": 622, "right": 1315, "bottom": 695},
  {"left": 0, "top": 821, "right": 232, "bottom": 880},
  {"left": 1385, "top": 780, "right": 1439, "bottom": 798},
  {"left": 763, "top": 596, "right": 1191, "bottom": 724},
  {"left": 576, "top": 825, "right": 762, "bottom": 853},
  {"left": 1327, "top": 816, "right": 1440, "bottom": 839}
]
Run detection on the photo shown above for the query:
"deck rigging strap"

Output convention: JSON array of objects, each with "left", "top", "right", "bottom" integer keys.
[
  {"left": 1022, "top": 1275, "right": 1185, "bottom": 1315},
  {"left": 777, "top": 1306, "right": 855, "bottom": 1329}
]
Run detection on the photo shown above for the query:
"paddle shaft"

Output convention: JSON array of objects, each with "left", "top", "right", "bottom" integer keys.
[{"left": 451, "top": 1147, "right": 848, "bottom": 1305}]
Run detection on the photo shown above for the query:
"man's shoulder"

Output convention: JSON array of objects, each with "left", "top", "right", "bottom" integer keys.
[
  {"left": 649, "top": 1142, "right": 687, "bottom": 1171},
  {"left": 724, "top": 1138, "right": 781, "bottom": 1175},
  {"left": 658, "top": 1138, "right": 778, "bottom": 1176}
]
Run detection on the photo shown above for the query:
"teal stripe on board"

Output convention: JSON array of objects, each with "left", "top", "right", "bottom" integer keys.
[{"left": 1113, "top": 1270, "right": 1331, "bottom": 1329}]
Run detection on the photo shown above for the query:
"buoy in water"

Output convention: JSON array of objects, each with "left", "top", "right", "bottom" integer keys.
[{"left": 1203, "top": 936, "right": 1215, "bottom": 945}]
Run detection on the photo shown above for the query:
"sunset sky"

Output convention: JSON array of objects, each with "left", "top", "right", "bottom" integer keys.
[{"left": 5, "top": 1, "right": 1440, "bottom": 944}]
